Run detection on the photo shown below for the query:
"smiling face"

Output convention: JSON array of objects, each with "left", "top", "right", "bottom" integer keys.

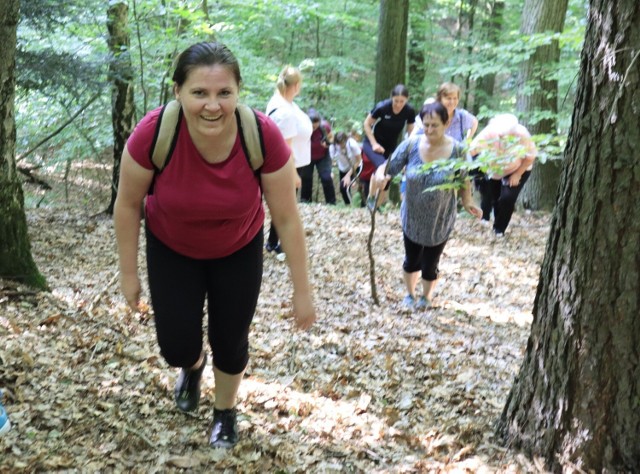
[
  {"left": 441, "top": 92, "right": 459, "bottom": 115},
  {"left": 174, "top": 64, "right": 239, "bottom": 140},
  {"left": 422, "top": 112, "right": 447, "bottom": 142}
]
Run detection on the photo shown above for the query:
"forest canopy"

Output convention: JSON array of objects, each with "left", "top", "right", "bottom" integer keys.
[{"left": 15, "top": 0, "right": 586, "bottom": 184}]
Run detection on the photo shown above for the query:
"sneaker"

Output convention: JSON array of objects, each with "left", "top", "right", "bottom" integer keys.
[
  {"left": 0, "top": 395, "right": 10, "bottom": 436},
  {"left": 414, "top": 296, "right": 431, "bottom": 310},
  {"left": 494, "top": 231, "right": 505, "bottom": 238},
  {"left": 265, "top": 243, "right": 283, "bottom": 254},
  {"left": 174, "top": 352, "right": 207, "bottom": 412},
  {"left": 402, "top": 294, "right": 415, "bottom": 309},
  {"left": 210, "top": 408, "right": 238, "bottom": 448},
  {"left": 366, "top": 196, "right": 377, "bottom": 212}
]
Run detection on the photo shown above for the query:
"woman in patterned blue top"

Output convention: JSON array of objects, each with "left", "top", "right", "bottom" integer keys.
[{"left": 385, "top": 102, "right": 482, "bottom": 309}]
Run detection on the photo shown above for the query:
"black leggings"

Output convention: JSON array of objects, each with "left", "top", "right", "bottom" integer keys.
[
  {"left": 146, "top": 227, "right": 263, "bottom": 374},
  {"left": 475, "top": 170, "right": 531, "bottom": 233},
  {"left": 402, "top": 234, "right": 447, "bottom": 281}
]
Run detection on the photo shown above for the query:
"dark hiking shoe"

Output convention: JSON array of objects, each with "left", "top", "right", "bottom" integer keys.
[
  {"left": 209, "top": 408, "right": 238, "bottom": 448},
  {"left": 265, "top": 242, "right": 283, "bottom": 254},
  {"left": 174, "top": 352, "right": 207, "bottom": 412}
]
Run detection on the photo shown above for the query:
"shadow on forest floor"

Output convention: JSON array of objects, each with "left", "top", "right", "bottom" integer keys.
[{"left": 1, "top": 175, "right": 551, "bottom": 472}]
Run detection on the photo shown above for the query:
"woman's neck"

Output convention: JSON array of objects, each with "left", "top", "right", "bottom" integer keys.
[
  {"left": 282, "top": 88, "right": 297, "bottom": 103},
  {"left": 425, "top": 135, "right": 449, "bottom": 147}
]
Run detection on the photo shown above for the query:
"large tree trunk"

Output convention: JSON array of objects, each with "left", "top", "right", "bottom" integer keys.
[
  {"left": 472, "top": 0, "right": 504, "bottom": 115},
  {"left": 106, "top": 2, "right": 135, "bottom": 215},
  {"left": 0, "top": 0, "right": 47, "bottom": 290},
  {"left": 374, "top": 0, "right": 409, "bottom": 103},
  {"left": 498, "top": 1, "right": 640, "bottom": 470},
  {"left": 516, "top": 0, "right": 569, "bottom": 211}
]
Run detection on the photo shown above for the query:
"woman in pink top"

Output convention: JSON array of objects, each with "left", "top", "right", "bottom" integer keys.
[
  {"left": 114, "top": 42, "right": 316, "bottom": 448},
  {"left": 470, "top": 114, "right": 537, "bottom": 236}
]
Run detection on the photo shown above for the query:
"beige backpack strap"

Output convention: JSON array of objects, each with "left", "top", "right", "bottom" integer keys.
[
  {"left": 150, "top": 100, "right": 182, "bottom": 171},
  {"left": 236, "top": 103, "right": 264, "bottom": 171}
]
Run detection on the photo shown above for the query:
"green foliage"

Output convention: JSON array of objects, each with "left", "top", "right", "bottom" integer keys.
[
  {"left": 415, "top": 132, "right": 564, "bottom": 193},
  {"left": 13, "top": 0, "right": 587, "bottom": 209}
]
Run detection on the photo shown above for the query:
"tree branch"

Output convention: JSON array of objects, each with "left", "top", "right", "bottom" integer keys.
[{"left": 17, "top": 92, "right": 102, "bottom": 162}]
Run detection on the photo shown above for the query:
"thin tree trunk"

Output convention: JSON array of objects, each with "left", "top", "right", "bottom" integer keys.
[
  {"left": 0, "top": 0, "right": 47, "bottom": 289},
  {"left": 516, "top": 0, "right": 569, "bottom": 211},
  {"left": 473, "top": 0, "right": 504, "bottom": 114},
  {"left": 498, "top": 1, "right": 640, "bottom": 470},
  {"left": 106, "top": 2, "right": 136, "bottom": 215},
  {"left": 408, "top": 0, "right": 429, "bottom": 98},
  {"left": 374, "top": 0, "right": 409, "bottom": 102}
]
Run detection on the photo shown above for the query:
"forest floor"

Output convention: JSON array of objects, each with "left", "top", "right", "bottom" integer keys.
[{"left": 1, "top": 173, "right": 552, "bottom": 473}]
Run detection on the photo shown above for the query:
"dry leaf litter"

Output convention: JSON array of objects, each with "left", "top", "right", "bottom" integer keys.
[{"left": 1, "top": 179, "right": 551, "bottom": 472}]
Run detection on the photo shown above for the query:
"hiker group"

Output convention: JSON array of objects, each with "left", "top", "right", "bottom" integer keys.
[{"left": 108, "top": 41, "right": 537, "bottom": 449}]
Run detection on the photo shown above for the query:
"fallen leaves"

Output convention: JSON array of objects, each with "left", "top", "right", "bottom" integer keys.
[{"left": 0, "top": 198, "right": 552, "bottom": 472}]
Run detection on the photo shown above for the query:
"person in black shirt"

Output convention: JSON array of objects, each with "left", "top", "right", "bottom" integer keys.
[{"left": 362, "top": 84, "right": 416, "bottom": 210}]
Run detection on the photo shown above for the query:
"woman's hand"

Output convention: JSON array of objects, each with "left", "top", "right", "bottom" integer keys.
[
  {"left": 372, "top": 143, "right": 385, "bottom": 154},
  {"left": 341, "top": 175, "right": 351, "bottom": 188},
  {"left": 120, "top": 272, "right": 142, "bottom": 311},
  {"left": 463, "top": 202, "right": 483, "bottom": 219},
  {"left": 292, "top": 292, "right": 316, "bottom": 330},
  {"left": 507, "top": 172, "right": 522, "bottom": 187}
]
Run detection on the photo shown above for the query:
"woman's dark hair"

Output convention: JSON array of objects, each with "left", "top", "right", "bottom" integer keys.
[
  {"left": 334, "top": 131, "right": 347, "bottom": 145},
  {"left": 419, "top": 101, "right": 449, "bottom": 124},
  {"left": 390, "top": 84, "right": 409, "bottom": 98},
  {"left": 307, "top": 108, "right": 321, "bottom": 123},
  {"left": 172, "top": 42, "right": 242, "bottom": 87}
]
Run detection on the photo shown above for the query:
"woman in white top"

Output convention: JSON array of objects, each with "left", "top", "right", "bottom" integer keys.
[
  {"left": 265, "top": 66, "right": 313, "bottom": 253},
  {"left": 330, "top": 131, "right": 362, "bottom": 205}
]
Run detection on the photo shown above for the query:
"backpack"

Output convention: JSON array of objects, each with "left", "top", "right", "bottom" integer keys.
[{"left": 150, "top": 100, "right": 265, "bottom": 173}]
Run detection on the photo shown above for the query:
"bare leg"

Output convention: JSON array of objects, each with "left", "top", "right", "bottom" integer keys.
[
  {"left": 213, "top": 366, "right": 245, "bottom": 410},
  {"left": 404, "top": 271, "right": 420, "bottom": 298},
  {"left": 189, "top": 351, "right": 205, "bottom": 370},
  {"left": 421, "top": 279, "right": 438, "bottom": 302},
  {"left": 367, "top": 165, "right": 388, "bottom": 208}
]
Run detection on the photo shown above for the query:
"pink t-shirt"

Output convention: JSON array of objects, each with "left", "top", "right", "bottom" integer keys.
[{"left": 127, "top": 107, "right": 290, "bottom": 259}]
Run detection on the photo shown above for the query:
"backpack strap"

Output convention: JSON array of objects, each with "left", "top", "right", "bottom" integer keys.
[
  {"left": 150, "top": 100, "right": 182, "bottom": 172},
  {"left": 235, "top": 104, "right": 265, "bottom": 172},
  {"left": 149, "top": 101, "right": 264, "bottom": 175}
]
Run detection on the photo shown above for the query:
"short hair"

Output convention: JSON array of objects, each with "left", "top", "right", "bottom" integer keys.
[
  {"left": 172, "top": 42, "right": 241, "bottom": 87},
  {"left": 307, "top": 108, "right": 321, "bottom": 123},
  {"left": 276, "top": 65, "right": 302, "bottom": 94},
  {"left": 436, "top": 82, "right": 461, "bottom": 101},
  {"left": 487, "top": 113, "right": 519, "bottom": 135},
  {"left": 390, "top": 84, "right": 409, "bottom": 99},
  {"left": 419, "top": 101, "right": 449, "bottom": 124}
]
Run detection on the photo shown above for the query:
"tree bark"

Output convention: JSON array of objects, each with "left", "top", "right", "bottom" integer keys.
[
  {"left": 0, "top": 0, "right": 47, "bottom": 289},
  {"left": 498, "top": 1, "right": 640, "bottom": 470},
  {"left": 106, "top": 2, "right": 136, "bottom": 215},
  {"left": 374, "top": 0, "right": 409, "bottom": 103},
  {"left": 516, "top": 0, "right": 569, "bottom": 211}
]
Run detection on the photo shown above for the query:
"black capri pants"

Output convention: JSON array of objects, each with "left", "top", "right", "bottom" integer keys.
[
  {"left": 402, "top": 233, "right": 447, "bottom": 281},
  {"left": 146, "top": 227, "right": 263, "bottom": 375}
]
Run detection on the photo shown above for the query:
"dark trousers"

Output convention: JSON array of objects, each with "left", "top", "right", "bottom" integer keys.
[
  {"left": 475, "top": 170, "right": 531, "bottom": 233},
  {"left": 402, "top": 234, "right": 447, "bottom": 281},
  {"left": 146, "top": 227, "right": 263, "bottom": 374},
  {"left": 268, "top": 167, "right": 304, "bottom": 247},
  {"left": 338, "top": 170, "right": 351, "bottom": 205},
  {"left": 299, "top": 155, "right": 336, "bottom": 204}
]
